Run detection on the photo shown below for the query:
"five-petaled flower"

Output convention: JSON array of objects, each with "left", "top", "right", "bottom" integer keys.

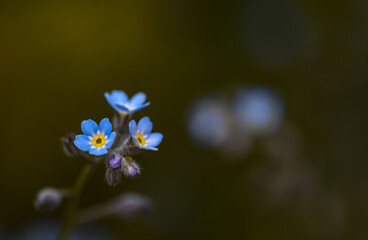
[
  {"left": 129, "top": 117, "right": 163, "bottom": 151},
  {"left": 74, "top": 118, "right": 116, "bottom": 156},
  {"left": 105, "top": 90, "right": 150, "bottom": 114}
]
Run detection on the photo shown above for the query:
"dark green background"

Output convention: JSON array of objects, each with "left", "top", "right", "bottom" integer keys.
[{"left": 1, "top": 0, "right": 367, "bottom": 239}]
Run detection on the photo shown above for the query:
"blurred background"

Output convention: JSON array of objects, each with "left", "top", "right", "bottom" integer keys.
[{"left": 1, "top": 0, "right": 368, "bottom": 239}]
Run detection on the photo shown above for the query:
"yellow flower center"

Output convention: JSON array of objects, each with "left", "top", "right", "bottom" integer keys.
[
  {"left": 92, "top": 135, "right": 106, "bottom": 147},
  {"left": 134, "top": 134, "right": 145, "bottom": 146}
]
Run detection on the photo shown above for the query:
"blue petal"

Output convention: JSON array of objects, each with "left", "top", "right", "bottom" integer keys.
[
  {"left": 137, "top": 117, "right": 153, "bottom": 135},
  {"left": 105, "top": 131, "right": 116, "bottom": 148},
  {"left": 99, "top": 118, "right": 112, "bottom": 136},
  {"left": 74, "top": 135, "right": 92, "bottom": 151},
  {"left": 140, "top": 145, "right": 158, "bottom": 151},
  {"left": 129, "top": 120, "right": 137, "bottom": 135},
  {"left": 81, "top": 119, "right": 98, "bottom": 136},
  {"left": 89, "top": 147, "right": 108, "bottom": 156},
  {"left": 116, "top": 102, "right": 150, "bottom": 113},
  {"left": 130, "top": 92, "right": 147, "bottom": 106},
  {"left": 104, "top": 92, "right": 117, "bottom": 110},
  {"left": 111, "top": 90, "right": 129, "bottom": 103},
  {"left": 130, "top": 102, "right": 151, "bottom": 113},
  {"left": 115, "top": 103, "right": 131, "bottom": 113},
  {"left": 105, "top": 90, "right": 128, "bottom": 109},
  {"left": 145, "top": 132, "right": 163, "bottom": 147}
]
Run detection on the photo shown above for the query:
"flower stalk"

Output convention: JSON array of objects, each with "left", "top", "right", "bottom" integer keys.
[{"left": 56, "top": 162, "right": 99, "bottom": 240}]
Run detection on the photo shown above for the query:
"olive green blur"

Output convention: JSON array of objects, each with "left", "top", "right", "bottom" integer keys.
[{"left": 0, "top": 0, "right": 367, "bottom": 239}]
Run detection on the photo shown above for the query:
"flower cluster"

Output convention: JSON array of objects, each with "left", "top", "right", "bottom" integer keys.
[
  {"left": 34, "top": 90, "right": 160, "bottom": 239},
  {"left": 62, "top": 90, "right": 163, "bottom": 185}
]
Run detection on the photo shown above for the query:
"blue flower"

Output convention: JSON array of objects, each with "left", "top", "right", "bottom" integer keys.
[
  {"left": 187, "top": 96, "right": 230, "bottom": 148},
  {"left": 74, "top": 118, "right": 116, "bottom": 156},
  {"left": 104, "top": 90, "right": 150, "bottom": 114},
  {"left": 234, "top": 87, "right": 284, "bottom": 136},
  {"left": 129, "top": 117, "right": 163, "bottom": 151}
]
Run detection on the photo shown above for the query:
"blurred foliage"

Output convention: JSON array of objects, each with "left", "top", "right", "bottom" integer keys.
[{"left": 1, "top": 0, "right": 368, "bottom": 239}]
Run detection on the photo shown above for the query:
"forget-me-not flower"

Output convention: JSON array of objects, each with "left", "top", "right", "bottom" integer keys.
[
  {"left": 105, "top": 90, "right": 150, "bottom": 114},
  {"left": 129, "top": 117, "right": 163, "bottom": 151},
  {"left": 74, "top": 118, "right": 116, "bottom": 156}
]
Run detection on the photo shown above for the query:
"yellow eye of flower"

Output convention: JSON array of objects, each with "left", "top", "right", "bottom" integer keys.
[
  {"left": 134, "top": 134, "right": 145, "bottom": 146},
  {"left": 92, "top": 135, "right": 106, "bottom": 147}
]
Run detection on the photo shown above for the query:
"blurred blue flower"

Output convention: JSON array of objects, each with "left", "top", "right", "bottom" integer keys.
[
  {"left": 129, "top": 117, "right": 163, "bottom": 151},
  {"left": 105, "top": 90, "right": 150, "bottom": 114},
  {"left": 74, "top": 118, "right": 116, "bottom": 156},
  {"left": 187, "top": 97, "right": 230, "bottom": 148},
  {"left": 7, "top": 219, "right": 118, "bottom": 240},
  {"left": 234, "top": 87, "right": 284, "bottom": 136}
]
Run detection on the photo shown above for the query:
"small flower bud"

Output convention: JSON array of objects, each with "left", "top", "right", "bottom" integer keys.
[
  {"left": 34, "top": 187, "right": 64, "bottom": 212},
  {"left": 109, "top": 155, "right": 122, "bottom": 169},
  {"left": 61, "top": 134, "right": 80, "bottom": 157},
  {"left": 113, "top": 193, "right": 152, "bottom": 220},
  {"left": 121, "top": 156, "right": 141, "bottom": 177},
  {"left": 105, "top": 168, "right": 122, "bottom": 186}
]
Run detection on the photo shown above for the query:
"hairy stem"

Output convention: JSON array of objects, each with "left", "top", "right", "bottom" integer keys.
[{"left": 56, "top": 163, "right": 98, "bottom": 240}]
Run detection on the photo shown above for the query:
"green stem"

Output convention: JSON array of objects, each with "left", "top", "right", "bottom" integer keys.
[{"left": 56, "top": 163, "right": 98, "bottom": 240}]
